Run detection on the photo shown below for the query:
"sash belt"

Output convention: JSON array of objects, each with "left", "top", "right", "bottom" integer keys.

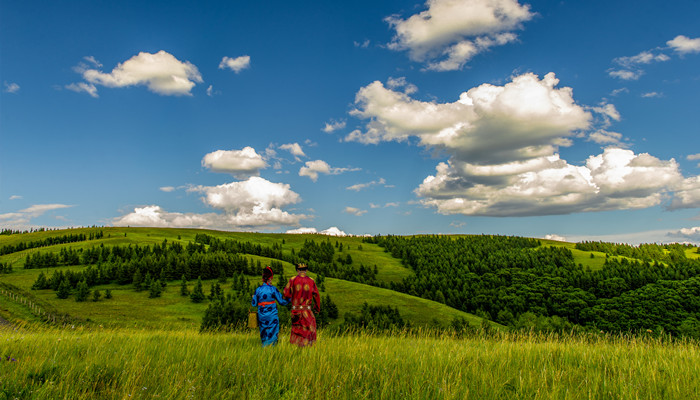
[
  {"left": 258, "top": 301, "right": 275, "bottom": 307},
  {"left": 292, "top": 305, "right": 312, "bottom": 310}
]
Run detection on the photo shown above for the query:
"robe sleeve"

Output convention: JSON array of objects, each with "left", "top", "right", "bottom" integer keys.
[
  {"left": 251, "top": 287, "right": 258, "bottom": 307},
  {"left": 283, "top": 276, "right": 294, "bottom": 299},
  {"left": 274, "top": 287, "right": 289, "bottom": 306}
]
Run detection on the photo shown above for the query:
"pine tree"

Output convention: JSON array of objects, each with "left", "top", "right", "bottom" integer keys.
[
  {"left": 105, "top": 289, "right": 112, "bottom": 299},
  {"left": 32, "top": 272, "right": 48, "bottom": 290},
  {"left": 143, "top": 273, "right": 153, "bottom": 291},
  {"left": 132, "top": 269, "right": 143, "bottom": 291},
  {"left": 75, "top": 280, "right": 90, "bottom": 302},
  {"left": 92, "top": 289, "right": 101, "bottom": 302},
  {"left": 149, "top": 280, "right": 162, "bottom": 298},
  {"left": 218, "top": 268, "right": 227, "bottom": 284},
  {"left": 56, "top": 277, "right": 71, "bottom": 299},
  {"left": 190, "top": 276, "right": 205, "bottom": 303},
  {"left": 180, "top": 275, "right": 190, "bottom": 296},
  {"left": 276, "top": 271, "right": 287, "bottom": 292}
]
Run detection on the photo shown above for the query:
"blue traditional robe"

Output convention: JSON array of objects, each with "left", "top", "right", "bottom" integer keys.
[{"left": 251, "top": 283, "right": 289, "bottom": 346}]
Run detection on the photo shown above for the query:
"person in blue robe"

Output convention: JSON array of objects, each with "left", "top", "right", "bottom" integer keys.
[{"left": 251, "top": 266, "right": 289, "bottom": 346}]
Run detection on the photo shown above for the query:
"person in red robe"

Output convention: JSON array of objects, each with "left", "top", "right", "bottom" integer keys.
[{"left": 283, "top": 263, "right": 321, "bottom": 347}]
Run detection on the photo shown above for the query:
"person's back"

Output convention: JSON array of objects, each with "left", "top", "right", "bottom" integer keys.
[
  {"left": 251, "top": 267, "right": 288, "bottom": 346},
  {"left": 283, "top": 264, "right": 320, "bottom": 346}
]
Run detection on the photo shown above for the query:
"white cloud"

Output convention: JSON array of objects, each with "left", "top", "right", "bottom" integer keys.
[
  {"left": 669, "top": 176, "right": 700, "bottom": 210},
  {"left": 346, "top": 178, "right": 387, "bottom": 191},
  {"left": 344, "top": 206, "right": 368, "bottom": 216},
  {"left": 386, "top": 0, "right": 533, "bottom": 71},
  {"left": 116, "top": 177, "right": 307, "bottom": 229},
  {"left": 65, "top": 82, "right": 99, "bottom": 98},
  {"left": 0, "top": 204, "right": 73, "bottom": 228},
  {"left": 642, "top": 92, "right": 662, "bottom": 98},
  {"left": 669, "top": 227, "right": 700, "bottom": 242},
  {"left": 610, "top": 88, "right": 629, "bottom": 96},
  {"left": 543, "top": 234, "right": 567, "bottom": 242},
  {"left": 299, "top": 160, "right": 360, "bottom": 182},
  {"left": 387, "top": 77, "right": 418, "bottom": 94},
  {"left": 9, "top": 195, "right": 22, "bottom": 200},
  {"left": 75, "top": 50, "right": 203, "bottom": 96},
  {"left": 323, "top": 120, "right": 347, "bottom": 133},
  {"left": 159, "top": 186, "right": 176, "bottom": 192},
  {"left": 416, "top": 148, "right": 683, "bottom": 216},
  {"left": 320, "top": 227, "right": 347, "bottom": 236},
  {"left": 3, "top": 82, "right": 19, "bottom": 93},
  {"left": 219, "top": 55, "right": 251, "bottom": 73},
  {"left": 286, "top": 227, "right": 318, "bottom": 234},
  {"left": 279, "top": 143, "right": 306, "bottom": 160},
  {"left": 354, "top": 39, "right": 370, "bottom": 48},
  {"left": 346, "top": 73, "right": 693, "bottom": 217},
  {"left": 201, "top": 147, "right": 267, "bottom": 178},
  {"left": 207, "top": 85, "right": 214, "bottom": 97},
  {"left": 667, "top": 35, "right": 700, "bottom": 55},
  {"left": 588, "top": 130, "right": 625, "bottom": 146},
  {"left": 348, "top": 72, "right": 591, "bottom": 165},
  {"left": 688, "top": 153, "right": 700, "bottom": 161},
  {"left": 608, "top": 69, "right": 643, "bottom": 81}
]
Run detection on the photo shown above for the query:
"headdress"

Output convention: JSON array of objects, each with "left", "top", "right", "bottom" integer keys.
[
  {"left": 262, "top": 266, "right": 274, "bottom": 282},
  {"left": 296, "top": 263, "right": 309, "bottom": 271}
]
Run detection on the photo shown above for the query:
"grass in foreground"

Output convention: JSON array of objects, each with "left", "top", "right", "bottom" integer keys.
[{"left": 1, "top": 325, "right": 698, "bottom": 400}]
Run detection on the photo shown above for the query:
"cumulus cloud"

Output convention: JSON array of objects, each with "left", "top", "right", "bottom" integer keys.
[
  {"left": 299, "top": 160, "right": 360, "bottom": 182},
  {"left": 667, "top": 35, "right": 700, "bottom": 55},
  {"left": 285, "top": 226, "right": 348, "bottom": 236},
  {"left": 347, "top": 73, "right": 691, "bottom": 217},
  {"left": 201, "top": 147, "right": 267, "bottom": 178},
  {"left": 544, "top": 234, "right": 567, "bottom": 242},
  {"left": 321, "top": 227, "right": 347, "bottom": 236},
  {"left": 669, "top": 227, "right": 700, "bottom": 243},
  {"left": 115, "top": 177, "right": 307, "bottom": 229},
  {"left": 279, "top": 143, "right": 306, "bottom": 160},
  {"left": 669, "top": 176, "right": 700, "bottom": 210},
  {"left": 219, "top": 55, "right": 251, "bottom": 73},
  {"left": 348, "top": 72, "right": 591, "bottom": 164},
  {"left": 323, "top": 120, "right": 347, "bottom": 133},
  {"left": 386, "top": 0, "right": 533, "bottom": 71},
  {"left": 416, "top": 148, "right": 683, "bottom": 216},
  {"left": 344, "top": 206, "right": 368, "bottom": 216},
  {"left": 3, "top": 82, "right": 19, "bottom": 93},
  {"left": 72, "top": 51, "right": 203, "bottom": 96}
]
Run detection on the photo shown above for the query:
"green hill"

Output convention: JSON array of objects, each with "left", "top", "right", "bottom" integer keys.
[{"left": 0, "top": 227, "right": 493, "bottom": 330}]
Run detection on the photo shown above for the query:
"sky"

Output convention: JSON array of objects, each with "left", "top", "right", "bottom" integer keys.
[{"left": 1, "top": 0, "right": 699, "bottom": 244}]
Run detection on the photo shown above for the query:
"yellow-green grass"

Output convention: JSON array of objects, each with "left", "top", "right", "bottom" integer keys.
[{"left": 1, "top": 326, "right": 698, "bottom": 399}]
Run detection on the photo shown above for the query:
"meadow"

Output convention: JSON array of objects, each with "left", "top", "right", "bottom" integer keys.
[{"left": 1, "top": 324, "right": 698, "bottom": 400}]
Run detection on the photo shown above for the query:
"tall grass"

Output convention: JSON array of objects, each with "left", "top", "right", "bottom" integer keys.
[{"left": 1, "top": 325, "right": 698, "bottom": 399}]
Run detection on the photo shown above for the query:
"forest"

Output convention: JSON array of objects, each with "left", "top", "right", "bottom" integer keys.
[{"left": 364, "top": 235, "right": 700, "bottom": 337}]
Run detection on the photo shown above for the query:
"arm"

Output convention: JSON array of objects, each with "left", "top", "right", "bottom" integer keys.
[
  {"left": 273, "top": 287, "right": 289, "bottom": 306},
  {"left": 251, "top": 288, "right": 258, "bottom": 307},
  {"left": 283, "top": 276, "right": 293, "bottom": 299}
]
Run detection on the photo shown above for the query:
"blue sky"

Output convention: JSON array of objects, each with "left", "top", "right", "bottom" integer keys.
[{"left": 1, "top": 0, "right": 699, "bottom": 243}]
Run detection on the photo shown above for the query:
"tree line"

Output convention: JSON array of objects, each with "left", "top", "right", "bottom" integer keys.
[
  {"left": 364, "top": 234, "right": 700, "bottom": 338},
  {"left": 1, "top": 231, "right": 103, "bottom": 256}
]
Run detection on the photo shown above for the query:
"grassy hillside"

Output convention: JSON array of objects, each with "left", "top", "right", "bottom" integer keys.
[{"left": 0, "top": 227, "right": 489, "bottom": 329}]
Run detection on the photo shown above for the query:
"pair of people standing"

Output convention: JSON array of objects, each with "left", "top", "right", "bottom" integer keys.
[{"left": 250, "top": 263, "right": 320, "bottom": 347}]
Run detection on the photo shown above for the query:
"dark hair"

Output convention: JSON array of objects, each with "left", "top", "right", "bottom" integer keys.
[{"left": 262, "top": 266, "right": 274, "bottom": 282}]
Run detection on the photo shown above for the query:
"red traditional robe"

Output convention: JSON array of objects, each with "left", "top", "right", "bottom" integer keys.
[{"left": 283, "top": 274, "right": 321, "bottom": 347}]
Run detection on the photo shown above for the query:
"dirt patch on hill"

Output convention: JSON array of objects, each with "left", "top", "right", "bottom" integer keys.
[{"left": 0, "top": 315, "right": 13, "bottom": 328}]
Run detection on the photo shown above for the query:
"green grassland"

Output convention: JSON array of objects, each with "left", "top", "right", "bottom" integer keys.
[
  {"left": 1, "top": 326, "right": 698, "bottom": 399},
  {"left": 0, "top": 227, "right": 487, "bottom": 330}
]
